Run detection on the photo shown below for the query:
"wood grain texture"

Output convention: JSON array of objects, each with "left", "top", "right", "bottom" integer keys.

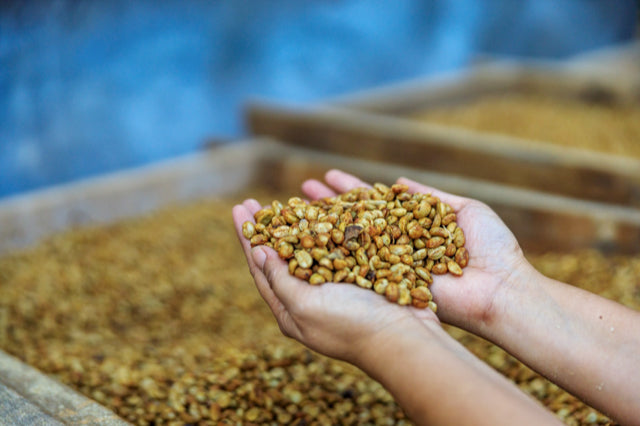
[
  {"left": 247, "top": 101, "right": 640, "bottom": 207},
  {"left": 246, "top": 62, "right": 640, "bottom": 207},
  {"left": 0, "top": 350, "right": 127, "bottom": 425},
  {"left": 1, "top": 139, "right": 639, "bottom": 257},
  {"left": 0, "top": 383, "right": 63, "bottom": 426}
]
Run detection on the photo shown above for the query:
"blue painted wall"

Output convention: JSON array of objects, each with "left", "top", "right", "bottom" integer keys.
[{"left": 1, "top": 1, "right": 637, "bottom": 198}]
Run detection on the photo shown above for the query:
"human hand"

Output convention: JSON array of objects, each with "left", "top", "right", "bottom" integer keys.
[
  {"left": 300, "top": 170, "right": 533, "bottom": 333},
  {"left": 234, "top": 188, "right": 562, "bottom": 425},
  {"left": 397, "top": 176, "right": 531, "bottom": 331},
  {"left": 232, "top": 193, "right": 438, "bottom": 365},
  {"left": 233, "top": 168, "right": 532, "bottom": 361}
]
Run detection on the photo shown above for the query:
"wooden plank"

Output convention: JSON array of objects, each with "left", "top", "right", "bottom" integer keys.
[
  {"left": 0, "top": 142, "right": 265, "bottom": 255},
  {"left": 326, "top": 57, "right": 640, "bottom": 113},
  {"left": 257, "top": 142, "right": 640, "bottom": 254},
  {"left": 246, "top": 60, "right": 640, "bottom": 207},
  {"left": 324, "top": 64, "right": 524, "bottom": 115},
  {"left": 2, "top": 138, "right": 639, "bottom": 257},
  {"left": 0, "top": 383, "right": 63, "bottom": 426},
  {"left": 246, "top": 99, "right": 640, "bottom": 207},
  {"left": 0, "top": 350, "right": 127, "bottom": 425}
]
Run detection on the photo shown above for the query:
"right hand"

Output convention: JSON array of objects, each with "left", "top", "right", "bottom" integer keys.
[
  {"left": 391, "top": 176, "right": 534, "bottom": 332},
  {"left": 302, "top": 171, "right": 535, "bottom": 333}
]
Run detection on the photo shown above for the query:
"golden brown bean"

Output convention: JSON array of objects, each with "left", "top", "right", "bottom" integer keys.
[
  {"left": 276, "top": 241, "right": 294, "bottom": 259},
  {"left": 333, "top": 269, "right": 349, "bottom": 282},
  {"left": 455, "top": 247, "right": 469, "bottom": 268},
  {"left": 427, "top": 246, "right": 446, "bottom": 260},
  {"left": 432, "top": 263, "right": 448, "bottom": 275},
  {"left": 385, "top": 283, "right": 399, "bottom": 303},
  {"left": 294, "top": 267, "right": 312, "bottom": 280},
  {"left": 410, "top": 287, "right": 432, "bottom": 309},
  {"left": 254, "top": 208, "right": 275, "bottom": 225},
  {"left": 309, "top": 273, "right": 326, "bottom": 285},
  {"left": 426, "top": 236, "right": 445, "bottom": 248},
  {"left": 445, "top": 243, "right": 457, "bottom": 257},
  {"left": 442, "top": 213, "right": 456, "bottom": 226},
  {"left": 447, "top": 261, "right": 463, "bottom": 276},
  {"left": 454, "top": 228, "right": 466, "bottom": 248},
  {"left": 355, "top": 275, "right": 373, "bottom": 289},
  {"left": 294, "top": 250, "right": 313, "bottom": 269},
  {"left": 331, "top": 228, "right": 345, "bottom": 245},
  {"left": 250, "top": 234, "right": 269, "bottom": 247},
  {"left": 242, "top": 221, "right": 255, "bottom": 239}
]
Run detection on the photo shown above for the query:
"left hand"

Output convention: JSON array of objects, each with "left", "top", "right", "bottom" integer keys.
[{"left": 232, "top": 183, "right": 438, "bottom": 365}]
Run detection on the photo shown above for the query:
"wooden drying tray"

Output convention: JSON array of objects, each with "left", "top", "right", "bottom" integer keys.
[
  {"left": 2, "top": 138, "right": 639, "bottom": 256},
  {"left": 245, "top": 62, "right": 640, "bottom": 207},
  {"left": 1, "top": 139, "right": 640, "bottom": 423}
]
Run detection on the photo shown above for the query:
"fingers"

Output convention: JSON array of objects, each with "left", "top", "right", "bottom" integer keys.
[
  {"left": 232, "top": 203, "right": 254, "bottom": 252},
  {"left": 258, "top": 247, "right": 312, "bottom": 316},
  {"left": 232, "top": 205, "right": 287, "bottom": 316},
  {"left": 325, "top": 169, "right": 371, "bottom": 193},
  {"left": 231, "top": 199, "right": 261, "bottom": 232},
  {"left": 232, "top": 200, "right": 309, "bottom": 314},
  {"left": 250, "top": 246, "right": 301, "bottom": 339},
  {"left": 301, "top": 179, "right": 337, "bottom": 200},
  {"left": 397, "top": 177, "right": 468, "bottom": 211},
  {"left": 247, "top": 247, "right": 284, "bottom": 311},
  {"left": 233, "top": 203, "right": 303, "bottom": 338},
  {"left": 231, "top": 200, "right": 313, "bottom": 313},
  {"left": 231, "top": 200, "right": 264, "bottom": 252},
  {"left": 242, "top": 198, "right": 262, "bottom": 213},
  {"left": 231, "top": 203, "right": 271, "bottom": 296},
  {"left": 233, "top": 202, "right": 304, "bottom": 339},
  {"left": 302, "top": 169, "right": 371, "bottom": 201}
]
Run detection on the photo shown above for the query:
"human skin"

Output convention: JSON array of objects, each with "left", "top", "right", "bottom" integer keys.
[
  {"left": 232, "top": 169, "right": 640, "bottom": 425},
  {"left": 389, "top": 176, "right": 640, "bottom": 425}
]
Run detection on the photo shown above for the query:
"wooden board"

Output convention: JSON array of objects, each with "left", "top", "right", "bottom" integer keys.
[
  {"left": 2, "top": 138, "right": 639, "bottom": 256},
  {"left": 0, "top": 351, "right": 127, "bottom": 426},
  {"left": 245, "top": 62, "right": 640, "bottom": 207},
  {"left": 258, "top": 141, "right": 640, "bottom": 254}
]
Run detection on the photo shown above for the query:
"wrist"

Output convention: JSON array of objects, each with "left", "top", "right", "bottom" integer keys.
[
  {"left": 351, "top": 312, "right": 559, "bottom": 426},
  {"left": 474, "top": 258, "right": 541, "bottom": 339},
  {"left": 353, "top": 316, "right": 442, "bottom": 376}
]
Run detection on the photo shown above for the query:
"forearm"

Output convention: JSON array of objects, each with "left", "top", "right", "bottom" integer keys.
[
  {"left": 357, "top": 322, "right": 559, "bottom": 426},
  {"left": 477, "top": 268, "right": 640, "bottom": 424}
]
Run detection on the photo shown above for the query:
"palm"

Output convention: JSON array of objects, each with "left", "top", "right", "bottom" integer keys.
[
  {"left": 232, "top": 197, "right": 437, "bottom": 364},
  {"left": 233, "top": 169, "right": 526, "bottom": 362},
  {"left": 294, "top": 280, "right": 434, "bottom": 358},
  {"left": 300, "top": 171, "right": 527, "bottom": 330},
  {"left": 425, "top": 200, "right": 524, "bottom": 329}
]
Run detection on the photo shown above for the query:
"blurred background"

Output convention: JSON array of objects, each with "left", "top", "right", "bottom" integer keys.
[{"left": 1, "top": 0, "right": 638, "bottom": 199}]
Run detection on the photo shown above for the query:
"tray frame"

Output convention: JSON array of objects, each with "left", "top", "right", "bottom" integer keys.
[
  {"left": 1, "top": 138, "right": 640, "bottom": 424},
  {"left": 246, "top": 61, "right": 640, "bottom": 207}
]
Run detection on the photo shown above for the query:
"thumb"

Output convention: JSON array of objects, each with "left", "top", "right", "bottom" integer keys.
[
  {"left": 246, "top": 246, "right": 300, "bottom": 340},
  {"left": 258, "top": 247, "right": 307, "bottom": 312}
]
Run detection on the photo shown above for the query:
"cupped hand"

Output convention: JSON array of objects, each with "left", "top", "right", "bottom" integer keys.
[
  {"left": 301, "top": 170, "right": 534, "bottom": 333},
  {"left": 232, "top": 196, "right": 437, "bottom": 365},
  {"left": 396, "top": 177, "right": 531, "bottom": 331},
  {"left": 233, "top": 168, "right": 533, "bottom": 359}
]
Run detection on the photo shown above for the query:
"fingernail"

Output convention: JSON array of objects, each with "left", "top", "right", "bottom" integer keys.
[{"left": 251, "top": 246, "right": 266, "bottom": 270}]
